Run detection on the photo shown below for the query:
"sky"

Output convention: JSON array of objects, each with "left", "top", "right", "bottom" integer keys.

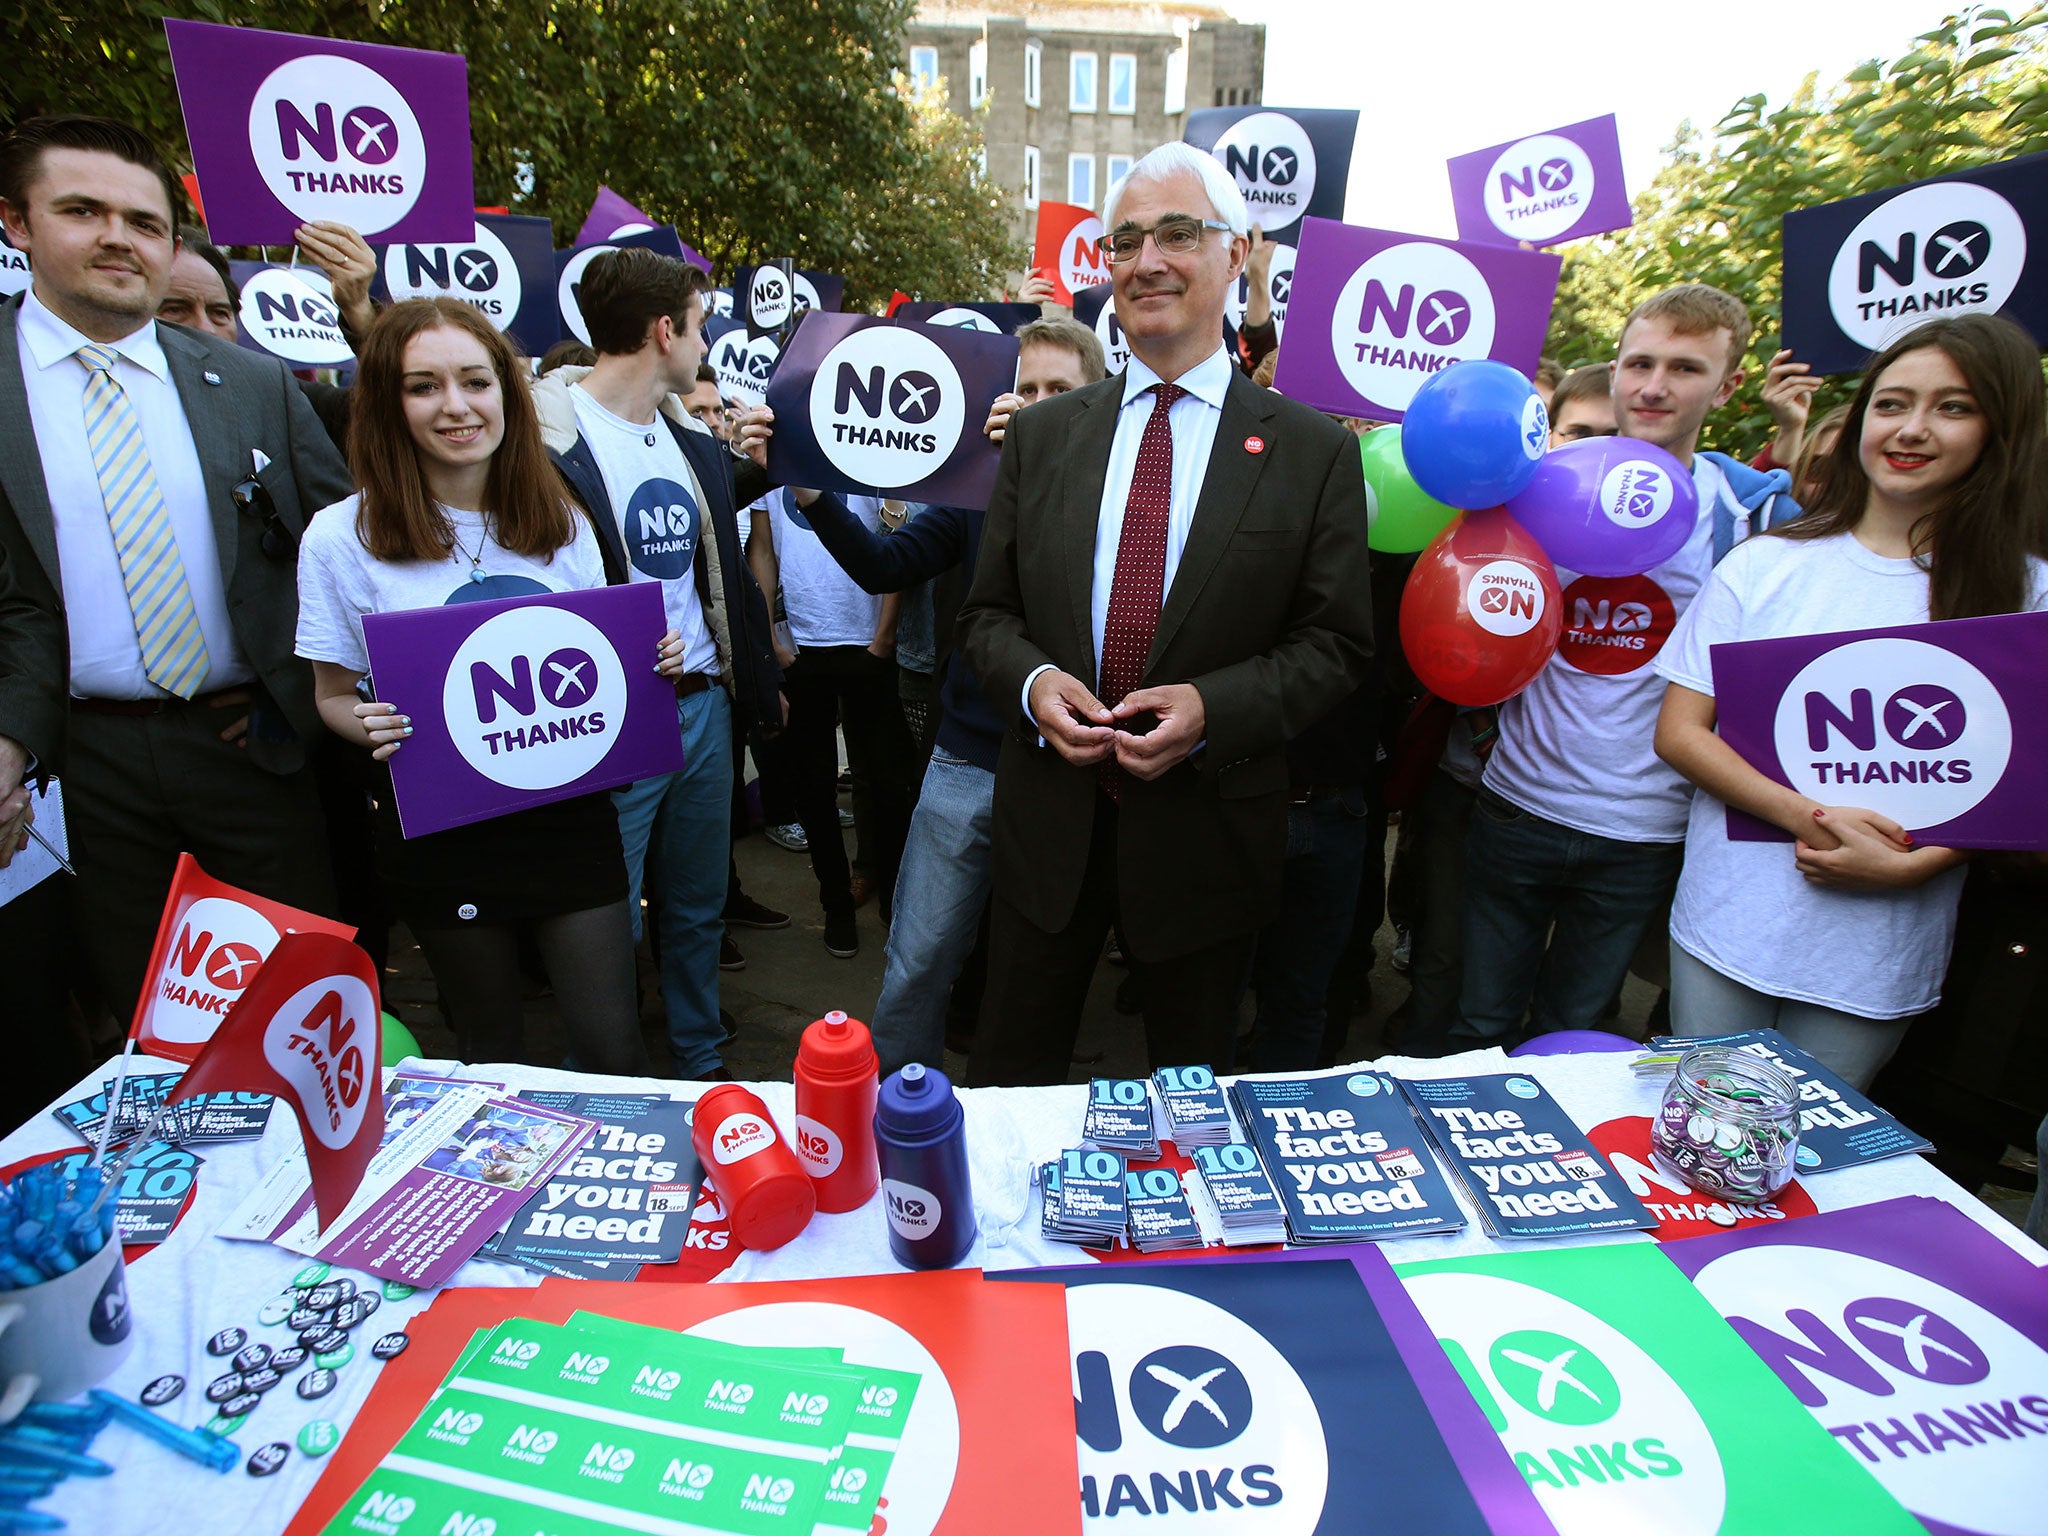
[{"left": 1224, "top": 0, "right": 1967, "bottom": 237}]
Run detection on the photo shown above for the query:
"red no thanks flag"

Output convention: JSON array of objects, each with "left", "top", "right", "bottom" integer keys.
[
  {"left": 167, "top": 931, "right": 384, "bottom": 1228},
  {"left": 129, "top": 853, "right": 356, "bottom": 1065},
  {"left": 1033, "top": 200, "right": 1110, "bottom": 303}
]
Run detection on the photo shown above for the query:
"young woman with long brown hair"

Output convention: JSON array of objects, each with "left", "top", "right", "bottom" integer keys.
[
  {"left": 295, "top": 297, "right": 660, "bottom": 1073},
  {"left": 1653, "top": 313, "right": 2048, "bottom": 1087}
]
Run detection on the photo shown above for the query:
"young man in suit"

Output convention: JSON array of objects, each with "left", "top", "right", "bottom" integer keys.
[
  {"left": 530, "top": 248, "right": 782, "bottom": 1079},
  {"left": 956, "top": 143, "right": 1375, "bottom": 1085},
  {"left": 0, "top": 116, "right": 352, "bottom": 1038}
]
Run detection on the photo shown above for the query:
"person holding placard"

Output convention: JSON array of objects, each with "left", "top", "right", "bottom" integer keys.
[
  {"left": 956, "top": 142, "right": 1374, "bottom": 1084},
  {"left": 294, "top": 297, "right": 647, "bottom": 1075},
  {"left": 530, "top": 249, "right": 782, "bottom": 1079},
  {"left": 0, "top": 115, "right": 353, "bottom": 1034},
  {"left": 1654, "top": 314, "right": 2048, "bottom": 1088},
  {"left": 1447, "top": 285, "right": 1800, "bottom": 1054}
]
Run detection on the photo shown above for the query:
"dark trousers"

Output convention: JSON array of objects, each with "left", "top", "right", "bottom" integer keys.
[
  {"left": 969, "top": 794, "right": 1256, "bottom": 1086},
  {"left": 1249, "top": 786, "right": 1372, "bottom": 1072},
  {"left": 0, "top": 877, "right": 92, "bottom": 1134},
  {"left": 781, "top": 646, "right": 912, "bottom": 919},
  {"left": 1387, "top": 769, "right": 1479, "bottom": 1055},
  {"left": 66, "top": 697, "right": 335, "bottom": 1024}
]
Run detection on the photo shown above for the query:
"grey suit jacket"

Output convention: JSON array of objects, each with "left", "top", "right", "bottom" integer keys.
[
  {"left": 958, "top": 365, "right": 1374, "bottom": 957},
  {"left": 0, "top": 295, "right": 354, "bottom": 778}
]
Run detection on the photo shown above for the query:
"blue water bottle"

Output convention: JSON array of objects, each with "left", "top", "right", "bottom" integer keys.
[{"left": 874, "top": 1064, "right": 976, "bottom": 1269}]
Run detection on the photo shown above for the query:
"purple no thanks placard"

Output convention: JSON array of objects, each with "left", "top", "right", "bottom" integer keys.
[
  {"left": 1448, "top": 114, "right": 1633, "bottom": 248},
  {"left": 1274, "top": 218, "right": 1561, "bottom": 422},
  {"left": 573, "top": 186, "right": 712, "bottom": 273},
  {"left": 1668, "top": 1197, "right": 2048, "bottom": 1536},
  {"left": 164, "top": 19, "right": 474, "bottom": 246},
  {"left": 764, "top": 311, "right": 1018, "bottom": 511},
  {"left": 363, "top": 583, "right": 682, "bottom": 838},
  {"left": 1711, "top": 610, "right": 2048, "bottom": 848}
]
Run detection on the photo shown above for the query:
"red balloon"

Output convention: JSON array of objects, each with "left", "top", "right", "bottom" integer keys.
[{"left": 1399, "top": 507, "right": 1564, "bottom": 705}]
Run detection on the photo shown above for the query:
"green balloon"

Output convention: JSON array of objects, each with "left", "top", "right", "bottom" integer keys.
[
  {"left": 380, "top": 1011, "right": 421, "bottom": 1067},
  {"left": 1361, "top": 426, "right": 1457, "bottom": 553}
]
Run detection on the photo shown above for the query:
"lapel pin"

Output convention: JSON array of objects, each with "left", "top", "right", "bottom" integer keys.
[
  {"left": 1244, "top": 435, "right": 1266, "bottom": 455},
  {"left": 202, "top": 370, "right": 223, "bottom": 385}
]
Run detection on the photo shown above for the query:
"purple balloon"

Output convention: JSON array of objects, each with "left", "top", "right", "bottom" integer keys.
[
  {"left": 1506, "top": 437, "right": 1698, "bottom": 577},
  {"left": 1508, "top": 1029, "right": 1640, "bottom": 1057}
]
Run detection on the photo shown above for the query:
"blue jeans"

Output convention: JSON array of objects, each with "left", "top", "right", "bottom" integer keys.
[
  {"left": 870, "top": 751, "right": 994, "bottom": 1075},
  {"left": 1251, "top": 787, "right": 1372, "bottom": 1072},
  {"left": 612, "top": 686, "right": 733, "bottom": 1077},
  {"left": 1454, "top": 787, "right": 1683, "bottom": 1048}
]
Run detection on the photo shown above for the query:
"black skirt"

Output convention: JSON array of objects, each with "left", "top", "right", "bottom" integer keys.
[{"left": 370, "top": 776, "right": 627, "bottom": 930}]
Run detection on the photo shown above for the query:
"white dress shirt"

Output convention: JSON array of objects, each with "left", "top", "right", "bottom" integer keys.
[
  {"left": 16, "top": 286, "right": 249, "bottom": 698},
  {"left": 1024, "top": 342, "right": 1232, "bottom": 719}
]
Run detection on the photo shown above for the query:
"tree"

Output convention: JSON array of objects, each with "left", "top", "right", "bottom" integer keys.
[
  {"left": 0, "top": 0, "right": 1020, "bottom": 309},
  {"left": 1542, "top": 5, "right": 2048, "bottom": 455}
]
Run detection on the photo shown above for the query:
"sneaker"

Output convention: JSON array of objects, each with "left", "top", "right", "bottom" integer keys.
[
  {"left": 1391, "top": 925, "right": 1413, "bottom": 974},
  {"left": 719, "top": 932, "right": 746, "bottom": 971},
  {"left": 837, "top": 807, "right": 855, "bottom": 827},
  {"left": 723, "top": 892, "right": 791, "bottom": 930},
  {"left": 824, "top": 913, "right": 859, "bottom": 958},
  {"left": 765, "top": 822, "right": 808, "bottom": 853}
]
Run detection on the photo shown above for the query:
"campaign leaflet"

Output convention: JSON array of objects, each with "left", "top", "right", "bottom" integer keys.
[
  {"left": 1648, "top": 1029, "right": 1932, "bottom": 1172},
  {"left": 1231, "top": 1072, "right": 1465, "bottom": 1241},
  {"left": 28, "top": 1143, "right": 199, "bottom": 1246},
  {"left": 1668, "top": 1196, "right": 2048, "bottom": 1536},
  {"left": 482, "top": 1092, "right": 697, "bottom": 1274},
  {"left": 1397, "top": 1243, "right": 1925, "bottom": 1536},
  {"left": 996, "top": 1255, "right": 1498, "bottom": 1535},
  {"left": 1402, "top": 1073, "right": 1655, "bottom": 1240},
  {"left": 52, "top": 1072, "right": 273, "bottom": 1147}
]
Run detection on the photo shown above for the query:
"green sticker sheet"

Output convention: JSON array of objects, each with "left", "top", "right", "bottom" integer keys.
[
  {"left": 324, "top": 1314, "right": 894, "bottom": 1536},
  {"left": 1395, "top": 1243, "right": 1920, "bottom": 1536}
]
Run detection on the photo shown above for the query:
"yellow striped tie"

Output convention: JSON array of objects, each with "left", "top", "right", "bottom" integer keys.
[{"left": 75, "top": 343, "right": 210, "bottom": 699}]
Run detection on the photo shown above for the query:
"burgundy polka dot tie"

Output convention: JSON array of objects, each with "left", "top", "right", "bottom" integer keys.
[{"left": 1098, "top": 381, "right": 1184, "bottom": 801}]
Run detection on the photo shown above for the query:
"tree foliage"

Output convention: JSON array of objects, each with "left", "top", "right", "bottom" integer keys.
[
  {"left": 0, "top": 0, "right": 1022, "bottom": 310},
  {"left": 1543, "top": 5, "right": 2048, "bottom": 455}
]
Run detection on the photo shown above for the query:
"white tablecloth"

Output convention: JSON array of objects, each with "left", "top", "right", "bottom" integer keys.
[{"left": 2, "top": 1047, "right": 2036, "bottom": 1533}]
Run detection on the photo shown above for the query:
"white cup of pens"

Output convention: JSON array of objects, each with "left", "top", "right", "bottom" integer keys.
[{"left": 0, "top": 1163, "right": 133, "bottom": 1418}]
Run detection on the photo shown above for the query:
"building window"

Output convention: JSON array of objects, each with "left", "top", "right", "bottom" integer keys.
[
  {"left": 1068, "top": 153, "right": 1096, "bottom": 209},
  {"left": 969, "top": 40, "right": 987, "bottom": 107},
  {"left": 1108, "top": 54, "right": 1136, "bottom": 114},
  {"left": 1024, "top": 145, "right": 1041, "bottom": 208},
  {"left": 1025, "top": 42, "right": 1042, "bottom": 108},
  {"left": 1107, "top": 153, "right": 1133, "bottom": 191},
  {"left": 1071, "top": 51, "right": 1098, "bottom": 113},
  {"left": 1164, "top": 48, "right": 1187, "bottom": 116},
  {"left": 910, "top": 46, "right": 938, "bottom": 91}
]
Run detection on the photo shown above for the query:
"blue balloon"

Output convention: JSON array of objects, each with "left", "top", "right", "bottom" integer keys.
[
  {"left": 1507, "top": 436, "right": 1699, "bottom": 577},
  {"left": 1400, "top": 360, "right": 1548, "bottom": 511}
]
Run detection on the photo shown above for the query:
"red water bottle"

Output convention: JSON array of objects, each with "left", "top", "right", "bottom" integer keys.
[
  {"left": 690, "top": 1083, "right": 815, "bottom": 1251},
  {"left": 793, "top": 1010, "right": 881, "bottom": 1213}
]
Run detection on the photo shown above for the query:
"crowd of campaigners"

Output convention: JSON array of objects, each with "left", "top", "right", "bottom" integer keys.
[{"left": 0, "top": 115, "right": 2043, "bottom": 1227}]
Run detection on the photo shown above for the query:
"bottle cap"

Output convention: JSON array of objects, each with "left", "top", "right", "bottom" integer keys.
[
  {"left": 797, "top": 1010, "right": 877, "bottom": 1082},
  {"left": 876, "top": 1063, "right": 962, "bottom": 1142}
]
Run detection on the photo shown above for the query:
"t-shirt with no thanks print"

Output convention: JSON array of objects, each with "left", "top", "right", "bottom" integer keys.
[
  {"left": 295, "top": 494, "right": 607, "bottom": 674},
  {"left": 1482, "top": 455, "right": 1727, "bottom": 843},
  {"left": 1656, "top": 529, "right": 2048, "bottom": 1019}
]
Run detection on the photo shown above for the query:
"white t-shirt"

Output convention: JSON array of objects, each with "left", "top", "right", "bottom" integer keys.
[
  {"left": 1484, "top": 456, "right": 1728, "bottom": 842},
  {"left": 770, "top": 490, "right": 883, "bottom": 649},
  {"left": 569, "top": 387, "right": 719, "bottom": 678},
  {"left": 296, "top": 495, "right": 606, "bottom": 674},
  {"left": 1656, "top": 529, "right": 2048, "bottom": 1019}
]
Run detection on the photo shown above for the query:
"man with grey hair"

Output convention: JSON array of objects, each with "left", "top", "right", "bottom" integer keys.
[{"left": 958, "top": 141, "right": 1375, "bottom": 1084}]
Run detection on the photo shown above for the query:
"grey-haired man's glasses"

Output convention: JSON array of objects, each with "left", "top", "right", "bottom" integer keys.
[{"left": 1096, "top": 218, "right": 1235, "bottom": 263}]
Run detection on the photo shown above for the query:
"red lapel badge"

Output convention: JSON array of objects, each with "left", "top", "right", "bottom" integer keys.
[{"left": 1244, "top": 435, "right": 1266, "bottom": 455}]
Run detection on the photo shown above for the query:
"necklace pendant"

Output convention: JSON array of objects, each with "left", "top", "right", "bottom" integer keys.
[{"left": 468, "top": 566, "right": 488, "bottom": 584}]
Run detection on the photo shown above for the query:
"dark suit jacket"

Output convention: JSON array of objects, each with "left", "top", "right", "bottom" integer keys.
[
  {"left": 0, "top": 295, "right": 354, "bottom": 778},
  {"left": 959, "top": 364, "right": 1374, "bottom": 957}
]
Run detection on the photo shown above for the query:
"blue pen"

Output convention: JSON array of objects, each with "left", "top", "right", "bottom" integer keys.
[
  {"left": 0, "top": 1441, "right": 108, "bottom": 1478},
  {"left": 86, "top": 1391, "right": 236, "bottom": 1474},
  {"left": 15, "top": 1406, "right": 101, "bottom": 1436},
  {"left": 0, "top": 1507, "right": 66, "bottom": 1531},
  {"left": 0, "top": 1477, "right": 57, "bottom": 1501}
]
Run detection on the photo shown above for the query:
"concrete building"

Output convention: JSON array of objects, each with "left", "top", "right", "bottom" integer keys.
[{"left": 905, "top": 2, "right": 1265, "bottom": 250}]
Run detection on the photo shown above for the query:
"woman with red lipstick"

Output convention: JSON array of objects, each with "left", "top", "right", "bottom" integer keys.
[
  {"left": 1652, "top": 314, "right": 2048, "bottom": 1087},
  {"left": 294, "top": 297, "right": 654, "bottom": 1075}
]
